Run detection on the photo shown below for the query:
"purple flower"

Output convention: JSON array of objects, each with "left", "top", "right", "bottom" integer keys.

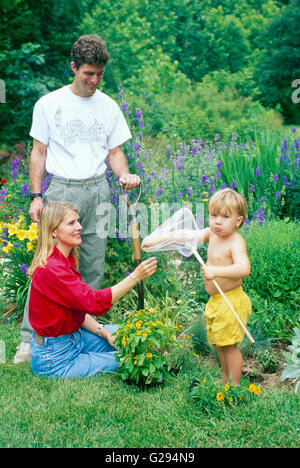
[
  {"left": 216, "top": 170, "right": 221, "bottom": 179},
  {"left": 135, "top": 108, "right": 144, "bottom": 128},
  {"left": 275, "top": 191, "right": 280, "bottom": 199},
  {"left": 209, "top": 178, "right": 215, "bottom": 196},
  {"left": 0, "top": 187, "right": 6, "bottom": 203},
  {"left": 217, "top": 160, "right": 222, "bottom": 169},
  {"left": 230, "top": 180, "right": 237, "bottom": 189},
  {"left": 21, "top": 183, "right": 30, "bottom": 197},
  {"left": 273, "top": 174, "right": 279, "bottom": 182},
  {"left": 20, "top": 263, "right": 28, "bottom": 276},
  {"left": 186, "top": 186, "right": 193, "bottom": 198},
  {"left": 11, "top": 156, "right": 20, "bottom": 180},
  {"left": 250, "top": 184, "right": 255, "bottom": 192},
  {"left": 255, "top": 167, "right": 261, "bottom": 177},
  {"left": 200, "top": 174, "right": 208, "bottom": 186},
  {"left": 120, "top": 102, "right": 131, "bottom": 114}
]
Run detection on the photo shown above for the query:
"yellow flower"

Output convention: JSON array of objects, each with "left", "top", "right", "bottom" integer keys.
[
  {"left": 16, "top": 229, "right": 27, "bottom": 241},
  {"left": 135, "top": 321, "right": 142, "bottom": 329},
  {"left": 248, "top": 384, "right": 256, "bottom": 393},
  {"left": 27, "top": 242, "right": 35, "bottom": 252},
  {"left": 2, "top": 241, "right": 13, "bottom": 253},
  {"left": 27, "top": 229, "right": 38, "bottom": 241},
  {"left": 134, "top": 360, "right": 137, "bottom": 365},
  {"left": 29, "top": 222, "right": 39, "bottom": 231},
  {"left": 7, "top": 224, "right": 17, "bottom": 236},
  {"left": 142, "top": 333, "right": 148, "bottom": 337},
  {"left": 216, "top": 392, "right": 224, "bottom": 401},
  {"left": 254, "top": 385, "right": 261, "bottom": 395},
  {"left": 146, "top": 353, "right": 153, "bottom": 358},
  {"left": 224, "top": 384, "right": 230, "bottom": 391},
  {"left": 202, "top": 378, "right": 206, "bottom": 383}
]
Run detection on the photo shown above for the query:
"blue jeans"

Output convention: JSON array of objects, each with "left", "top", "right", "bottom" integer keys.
[{"left": 30, "top": 325, "right": 119, "bottom": 378}]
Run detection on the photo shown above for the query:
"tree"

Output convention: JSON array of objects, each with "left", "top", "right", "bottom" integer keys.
[
  {"left": 0, "top": 0, "right": 91, "bottom": 150},
  {"left": 255, "top": 0, "right": 300, "bottom": 123}
]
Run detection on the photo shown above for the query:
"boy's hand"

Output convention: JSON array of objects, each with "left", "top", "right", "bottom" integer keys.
[
  {"left": 141, "top": 236, "right": 157, "bottom": 250},
  {"left": 201, "top": 265, "right": 215, "bottom": 280}
]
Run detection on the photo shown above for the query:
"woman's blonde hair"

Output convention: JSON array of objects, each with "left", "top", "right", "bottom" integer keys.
[
  {"left": 27, "top": 201, "right": 80, "bottom": 277},
  {"left": 208, "top": 188, "right": 248, "bottom": 225}
]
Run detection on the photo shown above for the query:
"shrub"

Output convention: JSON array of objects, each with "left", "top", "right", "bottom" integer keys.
[
  {"left": 244, "top": 220, "right": 299, "bottom": 308},
  {"left": 0, "top": 215, "right": 38, "bottom": 313},
  {"left": 113, "top": 308, "right": 195, "bottom": 386},
  {"left": 281, "top": 323, "right": 300, "bottom": 393},
  {"left": 190, "top": 374, "right": 261, "bottom": 416}
]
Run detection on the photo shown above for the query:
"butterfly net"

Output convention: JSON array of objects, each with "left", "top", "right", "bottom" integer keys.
[{"left": 142, "top": 207, "right": 199, "bottom": 257}]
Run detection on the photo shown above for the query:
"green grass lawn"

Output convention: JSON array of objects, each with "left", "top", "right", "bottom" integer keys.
[{"left": 0, "top": 322, "right": 299, "bottom": 448}]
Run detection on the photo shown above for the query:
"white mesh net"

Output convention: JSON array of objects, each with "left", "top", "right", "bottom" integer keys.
[{"left": 142, "top": 208, "right": 199, "bottom": 257}]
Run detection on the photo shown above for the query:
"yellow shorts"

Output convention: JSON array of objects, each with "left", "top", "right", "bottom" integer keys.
[{"left": 204, "top": 286, "right": 252, "bottom": 347}]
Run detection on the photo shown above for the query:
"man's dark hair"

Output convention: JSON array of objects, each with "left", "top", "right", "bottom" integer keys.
[{"left": 71, "top": 34, "right": 110, "bottom": 69}]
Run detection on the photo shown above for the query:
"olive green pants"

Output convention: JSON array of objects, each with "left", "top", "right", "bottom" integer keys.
[{"left": 20, "top": 173, "right": 111, "bottom": 343}]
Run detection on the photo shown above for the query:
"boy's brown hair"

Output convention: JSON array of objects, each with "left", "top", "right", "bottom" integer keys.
[{"left": 208, "top": 188, "right": 248, "bottom": 226}]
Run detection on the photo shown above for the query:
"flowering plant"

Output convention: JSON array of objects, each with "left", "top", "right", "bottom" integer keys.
[
  {"left": 114, "top": 308, "right": 195, "bottom": 385},
  {"left": 0, "top": 215, "right": 39, "bottom": 314},
  {"left": 190, "top": 375, "right": 261, "bottom": 415}
]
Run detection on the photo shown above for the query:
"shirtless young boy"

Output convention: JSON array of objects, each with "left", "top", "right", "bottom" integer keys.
[{"left": 142, "top": 188, "right": 251, "bottom": 385}]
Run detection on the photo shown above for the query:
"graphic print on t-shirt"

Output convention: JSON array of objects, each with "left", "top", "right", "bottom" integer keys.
[{"left": 54, "top": 106, "right": 107, "bottom": 158}]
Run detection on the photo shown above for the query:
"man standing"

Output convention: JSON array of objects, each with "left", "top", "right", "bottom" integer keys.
[{"left": 14, "top": 34, "right": 140, "bottom": 363}]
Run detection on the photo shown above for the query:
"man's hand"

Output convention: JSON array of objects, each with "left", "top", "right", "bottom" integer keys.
[
  {"left": 119, "top": 173, "right": 141, "bottom": 190},
  {"left": 29, "top": 197, "right": 43, "bottom": 223}
]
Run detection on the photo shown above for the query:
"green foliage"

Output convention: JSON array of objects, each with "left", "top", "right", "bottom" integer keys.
[
  {"left": 281, "top": 323, "right": 300, "bottom": 393},
  {"left": 218, "top": 128, "right": 299, "bottom": 218},
  {"left": 0, "top": 0, "right": 91, "bottom": 149},
  {"left": 0, "top": 214, "right": 38, "bottom": 314},
  {"left": 255, "top": 0, "right": 300, "bottom": 124},
  {"left": 190, "top": 374, "right": 262, "bottom": 416},
  {"left": 244, "top": 220, "right": 300, "bottom": 308},
  {"left": 114, "top": 308, "right": 195, "bottom": 386},
  {"left": 0, "top": 0, "right": 294, "bottom": 149}
]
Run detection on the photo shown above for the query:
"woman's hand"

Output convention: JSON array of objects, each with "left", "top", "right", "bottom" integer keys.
[
  {"left": 100, "top": 327, "right": 116, "bottom": 348},
  {"left": 111, "top": 257, "right": 157, "bottom": 304},
  {"left": 133, "top": 257, "right": 157, "bottom": 282}
]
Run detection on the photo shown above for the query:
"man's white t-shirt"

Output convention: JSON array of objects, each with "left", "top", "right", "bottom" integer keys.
[{"left": 30, "top": 86, "right": 132, "bottom": 179}]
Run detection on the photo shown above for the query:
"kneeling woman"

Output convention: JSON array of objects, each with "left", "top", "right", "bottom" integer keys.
[{"left": 28, "top": 201, "right": 157, "bottom": 378}]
